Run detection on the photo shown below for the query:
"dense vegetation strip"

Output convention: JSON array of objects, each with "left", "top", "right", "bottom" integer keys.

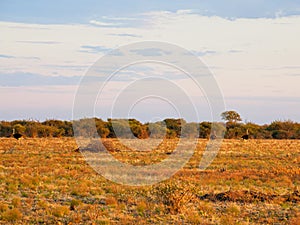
[{"left": 1, "top": 117, "right": 299, "bottom": 139}]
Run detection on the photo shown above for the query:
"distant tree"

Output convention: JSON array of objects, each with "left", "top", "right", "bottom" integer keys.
[
  {"left": 224, "top": 123, "right": 243, "bottom": 139},
  {"left": 72, "top": 118, "right": 97, "bottom": 137},
  {"left": 25, "top": 121, "right": 39, "bottom": 137},
  {"left": 293, "top": 127, "right": 300, "bottom": 139},
  {"left": 181, "top": 122, "right": 198, "bottom": 138},
  {"left": 107, "top": 119, "right": 134, "bottom": 138},
  {"left": 129, "top": 119, "right": 148, "bottom": 139},
  {"left": 221, "top": 111, "right": 243, "bottom": 138},
  {"left": 164, "top": 118, "right": 186, "bottom": 138},
  {"left": 272, "top": 130, "right": 289, "bottom": 139},
  {"left": 11, "top": 120, "right": 27, "bottom": 126},
  {"left": 62, "top": 121, "right": 74, "bottom": 137},
  {"left": 130, "top": 123, "right": 144, "bottom": 138},
  {"left": 267, "top": 120, "right": 297, "bottom": 139},
  {"left": 211, "top": 122, "right": 226, "bottom": 137},
  {"left": 242, "top": 123, "right": 262, "bottom": 139},
  {"left": 166, "top": 129, "right": 177, "bottom": 139},
  {"left": 13, "top": 124, "right": 26, "bottom": 134},
  {"left": 199, "top": 122, "right": 211, "bottom": 138},
  {"left": 147, "top": 122, "right": 166, "bottom": 138},
  {"left": 221, "top": 111, "right": 242, "bottom": 124},
  {"left": 42, "top": 119, "right": 73, "bottom": 137},
  {"left": 0, "top": 121, "right": 12, "bottom": 137},
  {"left": 95, "top": 118, "right": 110, "bottom": 138}
]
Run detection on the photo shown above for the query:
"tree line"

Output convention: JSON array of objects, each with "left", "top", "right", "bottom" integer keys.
[{"left": 0, "top": 111, "right": 299, "bottom": 139}]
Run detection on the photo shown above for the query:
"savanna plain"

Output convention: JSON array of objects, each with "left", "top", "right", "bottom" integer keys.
[{"left": 0, "top": 138, "right": 299, "bottom": 224}]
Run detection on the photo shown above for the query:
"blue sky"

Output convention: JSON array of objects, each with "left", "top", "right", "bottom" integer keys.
[
  {"left": 0, "top": 1, "right": 299, "bottom": 123},
  {"left": 1, "top": 0, "right": 300, "bottom": 24}
]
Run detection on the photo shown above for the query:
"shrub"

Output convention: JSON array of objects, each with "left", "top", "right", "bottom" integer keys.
[
  {"left": 105, "top": 196, "right": 118, "bottom": 206},
  {"left": 1, "top": 208, "right": 22, "bottom": 222},
  {"left": 51, "top": 205, "right": 69, "bottom": 217},
  {"left": 12, "top": 197, "right": 22, "bottom": 208},
  {"left": 0, "top": 202, "right": 8, "bottom": 212},
  {"left": 152, "top": 181, "right": 195, "bottom": 214}
]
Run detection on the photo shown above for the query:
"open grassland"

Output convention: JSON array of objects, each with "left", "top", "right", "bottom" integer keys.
[{"left": 0, "top": 138, "right": 299, "bottom": 224}]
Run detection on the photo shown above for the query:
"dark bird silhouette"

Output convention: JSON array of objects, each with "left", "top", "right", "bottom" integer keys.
[
  {"left": 241, "top": 129, "right": 249, "bottom": 140},
  {"left": 12, "top": 128, "right": 23, "bottom": 140}
]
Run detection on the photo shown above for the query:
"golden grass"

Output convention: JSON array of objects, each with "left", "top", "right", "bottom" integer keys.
[{"left": 0, "top": 138, "right": 299, "bottom": 224}]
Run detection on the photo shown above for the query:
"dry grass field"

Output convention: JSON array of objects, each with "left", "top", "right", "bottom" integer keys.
[{"left": 0, "top": 138, "right": 299, "bottom": 224}]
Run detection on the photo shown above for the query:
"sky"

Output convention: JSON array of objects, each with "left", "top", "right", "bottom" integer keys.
[{"left": 0, "top": 0, "right": 300, "bottom": 124}]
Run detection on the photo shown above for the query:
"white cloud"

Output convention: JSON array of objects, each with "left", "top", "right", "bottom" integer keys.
[
  {"left": 101, "top": 16, "right": 138, "bottom": 21},
  {"left": 89, "top": 20, "right": 122, "bottom": 27},
  {"left": 176, "top": 9, "right": 194, "bottom": 15}
]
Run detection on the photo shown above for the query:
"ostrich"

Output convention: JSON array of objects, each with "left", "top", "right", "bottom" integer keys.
[
  {"left": 241, "top": 129, "right": 249, "bottom": 140},
  {"left": 12, "top": 128, "right": 23, "bottom": 140}
]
